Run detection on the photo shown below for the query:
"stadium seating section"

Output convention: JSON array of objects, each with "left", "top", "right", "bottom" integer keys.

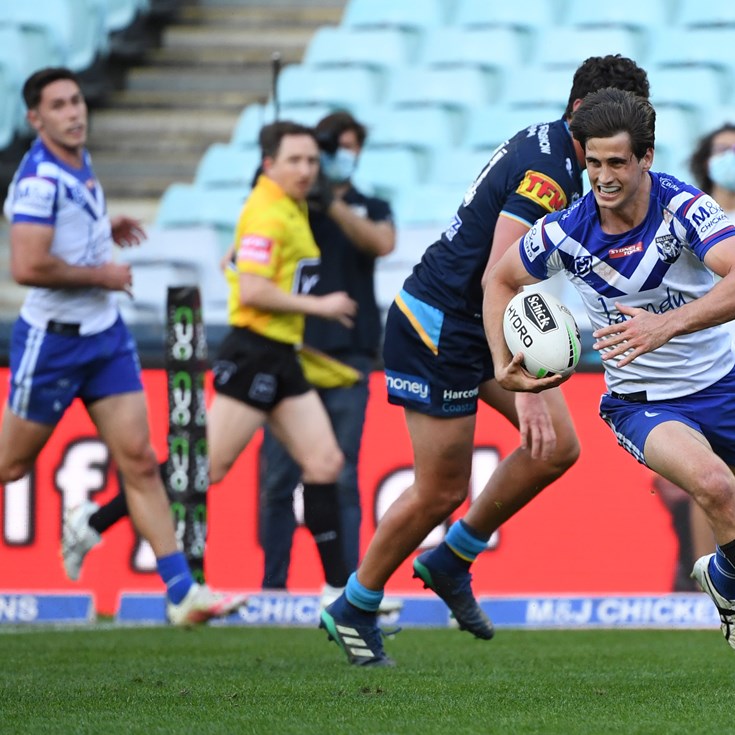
[{"left": 3, "top": 0, "right": 735, "bottom": 323}]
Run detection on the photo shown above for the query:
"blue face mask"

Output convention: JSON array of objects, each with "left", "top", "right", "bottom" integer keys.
[
  {"left": 320, "top": 148, "right": 357, "bottom": 184},
  {"left": 708, "top": 149, "right": 735, "bottom": 192}
]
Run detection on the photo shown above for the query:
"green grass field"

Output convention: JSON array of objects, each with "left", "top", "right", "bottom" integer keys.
[{"left": 0, "top": 625, "right": 731, "bottom": 734}]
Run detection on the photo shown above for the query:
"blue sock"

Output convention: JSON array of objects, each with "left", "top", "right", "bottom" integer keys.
[
  {"left": 157, "top": 552, "right": 195, "bottom": 604},
  {"left": 345, "top": 572, "right": 383, "bottom": 613},
  {"left": 445, "top": 520, "right": 489, "bottom": 564},
  {"left": 709, "top": 545, "right": 735, "bottom": 599}
]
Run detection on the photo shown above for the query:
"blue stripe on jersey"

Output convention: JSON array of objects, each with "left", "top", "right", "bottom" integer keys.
[
  {"left": 639, "top": 257, "right": 673, "bottom": 292},
  {"left": 396, "top": 289, "right": 444, "bottom": 351},
  {"left": 62, "top": 181, "right": 99, "bottom": 221},
  {"left": 580, "top": 269, "right": 627, "bottom": 299}
]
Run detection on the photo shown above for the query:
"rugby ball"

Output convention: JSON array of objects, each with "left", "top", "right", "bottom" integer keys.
[{"left": 502, "top": 290, "right": 581, "bottom": 378}]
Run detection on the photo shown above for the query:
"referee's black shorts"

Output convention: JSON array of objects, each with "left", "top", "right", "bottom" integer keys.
[{"left": 212, "top": 327, "right": 311, "bottom": 412}]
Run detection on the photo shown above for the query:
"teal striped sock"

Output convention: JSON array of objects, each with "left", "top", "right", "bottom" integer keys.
[
  {"left": 345, "top": 572, "right": 383, "bottom": 613},
  {"left": 445, "top": 520, "right": 489, "bottom": 563}
]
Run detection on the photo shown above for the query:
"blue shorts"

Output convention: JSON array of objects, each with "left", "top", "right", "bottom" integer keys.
[
  {"left": 9, "top": 315, "right": 143, "bottom": 425},
  {"left": 599, "top": 365, "right": 735, "bottom": 466},
  {"left": 382, "top": 289, "right": 494, "bottom": 417}
]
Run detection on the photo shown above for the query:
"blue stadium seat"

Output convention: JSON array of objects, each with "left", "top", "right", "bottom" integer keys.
[
  {"left": 654, "top": 108, "right": 700, "bottom": 176},
  {"left": 453, "top": 0, "right": 563, "bottom": 32},
  {"left": 0, "top": 26, "right": 37, "bottom": 137},
  {"left": 155, "top": 183, "right": 205, "bottom": 229},
  {"left": 194, "top": 143, "right": 261, "bottom": 189},
  {"left": 230, "top": 104, "right": 266, "bottom": 148},
  {"left": 674, "top": 0, "right": 735, "bottom": 28},
  {"left": 705, "top": 106, "right": 735, "bottom": 129},
  {"left": 304, "top": 26, "right": 417, "bottom": 77},
  {"left": 420, "top": 27, "right": 527, "bottom": 73},
  {"left": 0, "top": 66, "right": 19, "bottom": 150},
  {"left": 392, "top": 184, "right": 462, "bottom": 227},
  {"left": 104, "top": 0, "right": 149, "bottom": 34},
  {"left": 4, "top": 0, "right": 108, "bottom": 74},
  {"left": 155, "top": 183, "right": 250, "bottom": 252},
  {"left": 367, "top": 106, "right": 459, "bottom": 153},
  {"left": 0, "top": 7, "right": 65, "bottom": 72},
  {"left": 272, "top": 102, "right": 362, "bottom": 127},
  {"left": 502, "top": 68, "right": 575, "bottom": 110},
  {"left": 341, "top": 0, "right": 452, "bottom": 32},
  {"left": 386, "top": 67, "right": 497, "bottom": 111},
  {"left": 649, "top": 67, "right": 727, "bottom": 116},
  {"left": 231, "top": 102, "right": 372, "bottom": 149},
  {"left": 427, "top": 147, "right": 494, "bottom": 190},
  {"left": 649, "top": 28, "right": 735, "bottom": 81},
  {"left": 462, "top": 104, "right": 567, "bottom": 151},
  {"left": 273, "top": 64, "right": 382, "bottom": 112},
  {"left": 351, "top": 145, "right": 423, "bottom": 201},
  {"left": 535, "top": 27, "right": 644, "bottom": 69},
  {"left": 117, "top": 225, "right": 229, "bottom": 325},
  {"left": 104, "top": 0, "right": 153, "bottom": 58},
  {"left": 564, "top": 0, "right": 671, "bottom": 30}
]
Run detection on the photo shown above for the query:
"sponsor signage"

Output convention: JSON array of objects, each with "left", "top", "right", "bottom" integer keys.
[
  {"left": 116, "top": 592, "right": 718, "bottom": 629},
  {"left": 0, "top": 371, "right": 689, "bottom": 617},
  {"left": 0, "top": 593, "right": 94, "bottom": 624}
]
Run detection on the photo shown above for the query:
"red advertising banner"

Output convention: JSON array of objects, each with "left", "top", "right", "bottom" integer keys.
[{"left": 0, "top": 369, "right": 679, "bottom": 615}]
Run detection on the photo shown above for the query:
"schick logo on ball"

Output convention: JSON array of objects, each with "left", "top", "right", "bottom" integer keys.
[{"left": 523, "top": 293, "right": 557, "bottom": 333}]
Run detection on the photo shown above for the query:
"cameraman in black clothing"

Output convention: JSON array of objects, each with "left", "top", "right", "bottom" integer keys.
[{"left": 258, "top": 112, "right": 397, "bottom": 608}]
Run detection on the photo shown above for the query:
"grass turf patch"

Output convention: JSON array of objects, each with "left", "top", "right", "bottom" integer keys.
[{"left": 0, "top": 626, "right": 731, "bottom": 734}]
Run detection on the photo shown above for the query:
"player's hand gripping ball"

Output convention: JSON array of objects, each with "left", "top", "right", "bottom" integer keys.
[{"left": 502, "top": 290, "right": 581, "bottom": 378}]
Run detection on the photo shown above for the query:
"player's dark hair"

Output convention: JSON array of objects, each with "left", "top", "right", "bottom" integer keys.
[
  {"left": 569, "top": 87, "right": 655, "bottom": 160},
  {"left": 258, "top": 120, "right": 317, "bottom": 160},
  {"left": 22, "top": 67, "right": 81, "bottom": 110},
  {"left": 315, "top": 110, "right": 367, "bottom": 150},
  {"left": 565, "top": 55, "right": 650, "bottom": 118},
  {"left": 689, "top": 123, "right": 735, "bottom": 194}
]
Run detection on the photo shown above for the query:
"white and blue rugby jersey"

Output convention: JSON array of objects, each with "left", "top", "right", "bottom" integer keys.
[
  {"left": 3, "top": 138, "right": 118, "bottom": 335},
  {"left": 520, "top": 172, "right": 735, "bottom": 400}
]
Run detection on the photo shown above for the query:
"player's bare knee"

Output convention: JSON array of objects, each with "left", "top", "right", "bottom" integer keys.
[
  {"left": 303, "top": 447, "right": 343, "bottom": 484},
  {"left": 695, "top": 468, "right": 735, "bottom": 517},
  {"left": 118, "top": 443, "right": 160, "bottom": 486},
  {"left": 556, "top": 435, "right": 581, "bottom": 472},
  {"left": 419, "top": 478, "right": 468, "bottom": 516}
]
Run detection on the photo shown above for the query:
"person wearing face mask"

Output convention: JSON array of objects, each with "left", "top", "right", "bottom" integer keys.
[
  {"left": 257, "top": 111, "right": 398, "bottom": 610},
  {"left": 690, "top": 123, "right": 735, "bottom": 217}
]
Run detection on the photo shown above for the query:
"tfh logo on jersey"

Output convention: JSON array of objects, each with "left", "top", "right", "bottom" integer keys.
[
  {"left": 523, "top": 293, "right": 558, "bottom": 333},
  {"left": 516, "top": 171, "right": 567, "bottom": 213},
  {"left": 293, "top": 258, "right": 320, "bottom": 295}
]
